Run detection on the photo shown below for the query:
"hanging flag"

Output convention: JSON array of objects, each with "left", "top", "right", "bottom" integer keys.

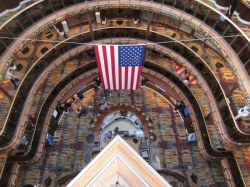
[{"left": 94, "top": 44, "right": 145, "bottom": 90}]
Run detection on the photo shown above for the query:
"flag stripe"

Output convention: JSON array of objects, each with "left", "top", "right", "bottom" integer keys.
[
  {"left": 106, "top": 46, "right": 113, "bottom": 89},
  {"left": 102, "top": 46, "right": 111, "bottom": 89},
  {"left": 131, "top": 66, "right": 136, "bottom": 90},
  {"left": 127, "top": 67, "right": 132, "bottom": 89},
  {"left": 111, "top": 46, "right": 116, "bottom": 90},
  {"left": 118, "top": 61, "right": 122, "bottom": 90},
  {"left": 94, "top": 45, "right": 106, "bottom": 90},
  {"left": 136, "top": 66, "right": 142, "bottom": 89},
  {"left": 121, "top": 67, "right": 125, "bottom": 89},
  {"left": 99, "top": 46, "right": 108, "bottom": 89},
  {"left": 124, "top": 67, "right": 128, "bottom": 89}
]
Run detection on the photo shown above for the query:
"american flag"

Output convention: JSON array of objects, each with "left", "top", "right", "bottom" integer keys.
[{"left": 94, "top": 44, "right": 145, "bottom": 90}]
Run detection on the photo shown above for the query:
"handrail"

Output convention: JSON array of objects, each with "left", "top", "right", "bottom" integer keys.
[
  {"left": 0, "top": 6, "right": 248, "bottom": 137},
  {"left": 95, "top": 38, "right": 250, "bottom": 142},
  {"left": 1, "top": 37, "right": 247, "bottom": 154},
  {"left": 0, "top": 0, "right": 248, "bottom": 92},
  {"left": 2, "top": 60, "right": 242, "bottom": 187},
  {"left": 8, "top": 66, "right": 220, "bottom": 164},
  {"left": 232, "top": 150, "right": 249, "bottom": 187},
  {"left": 73, "top": 26, "right": 250, "bottom": 135},
  {"left": 146, "top": 43, "right": 250, "bottom": 144},
  {"left": 0, "top": 44, "right": 94, "bottom": 152},
  {"left": 142, "top": 68, "right": 225, "bottom": 160},
  {"left": 146, "top": 59, "right": 245, "bottom": 149},
  {"left": 0, "top": 5, "right": 248, "bottom": 140},
  {"left": 7, "top": 162, "right": 19, "bottom": 187},
  {"left": 196, "top": 0, "right": 250, "bottom": 42},
  {"left": 146, "top": 32, "right": 249, "bottom": 136},
  {"left": 143, "top": 70, "right": 243, "bottom": 186},
  {"left": 221, "top": 158, "right": 236, "bottom": 187},
  {"left": 144, "top": 63, "right": 228, "bottom": 154},
  {"left": 9, "top": 61, "right": 97, "bottom": 158},
  {"left": 12, "top": 69, "right": 98, "bottom": 164},
  {"left": 2, "top": 79, "right": 96, "bottom": 186},
  {"left": 0, "top": 0, "right": 43, "bottom": 29},
  {"left": 5, "top": 64, "right": 224, "bottom": 163}
]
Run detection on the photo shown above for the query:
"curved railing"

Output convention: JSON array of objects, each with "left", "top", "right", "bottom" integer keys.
[
  {"left": 2, "top": 47, "right": 229, "bottom": 161},
  {"left": 146, "top": 55, "right": 249, "bottom": 148},
  {"left": 146, "top": 41, "right": 250, "bottom": 139},
  {"left": 1, "top": 35, "right": 248, "bottom": 155},
  {"left": 4, "top": 68, "right": 231, "bottom": 186},
  {"left": 0, "top": 44, "right": 94, "bottom": 151},
  {"left": 143, "top": 68, "right": 243, "bottom": 186},
  {"left": 143, "top": 67, "right": 228, "bottom": 158},
  {"left": 0, "top": 44, "right": 243, "bottom": 187},
  {"left": 210, "top": 0, "right": 250, "bottom": 23},
  {"left": 5, "top": 70, "right": 98, "bottom": 187},
  {"left": 0, "top": 1, "right": 249, "bottom": 83},
  {"left": 0, "top": 2, "right": 248, "bottom": 137},
  {"left": 7, "top": 67, "right": 98, "bottom": 163},
  {"left": 0, "top": 2, "right": 248, "bottom": 139}
]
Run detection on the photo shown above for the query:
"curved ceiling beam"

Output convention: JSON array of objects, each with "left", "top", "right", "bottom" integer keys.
[
  {"left": 0, "top": 1, "right": 248, "bottom": 99},
  {"left": 94, "top": 38, "right": 250, "bottom": 144},
  {"left": 3, "top": 46, "right": 233, "bottom": 162},
  {"left": 3, "top": 28, "right": 240, "bottom": 138},
  {"left": 6, "top": 26, "right": 240, "bottom": 132},
  {"left": 1, "top": 37, "right": 248, "bottom": 153},
  {"left": 0, "top": 0, "right": 43, "bottom": 29},
  {"left": 0, "top": 46, "right": 94, "bottom": 152},
  {"left": 2, "top": 44, "right": 226, "bottom": 160},
  {"left": 18, "top": 69, "right": 99, "bottom": 165},
  {"left": 15, "top": 68, "right": 221, "bottom": 165}
]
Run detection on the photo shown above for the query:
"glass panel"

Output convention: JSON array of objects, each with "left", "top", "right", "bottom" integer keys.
[
  {"left": 63, "top": 0, "right": 75, "bottom": 7},
  {"left": 194, "top": 2, "right": 209, "bottom": 21},
  {"left": 94, "top": 30, "right": 102, "bottom": 40},
  {"left": 51, "top": 0, "right": 64, "bottom": 11},
  {"left": 212, "top": 15, "right": 226, "bottom": 35},
  {"left": 184, "top": 0, "right": 197, "bottom": 15},
  {"left": 238, "top": 45, "right": 250, "bottom": 64},
  {"left": 163, "top": 0, "right": 174, "bottom": 6},
  {"left": 205, "top": 9, "right": 219, "bottom": 29},
  {"left": 148, "top": 32, "right": 156, "bottom": 43},
  {"left": 138, "top": 30, "right": 147, "bottom": 39},
  {"left": 232, "top": 35, "right": 249, "bottom": 54},
  {"left": 0, "top": 44, "right": 6, "bottom": 56},
  {"left": 14, "top": 61, "right": 97, "bottom": 159},
  {"left": 0, "top": 28, "right": 15, "bottom": 47},
  {"left": 76, "top": 0, "right": 86, "bottom": 2},
  {"left": 155, "top": 33, "right": 166, "bottom": 44},
  {"left": 17, "top": 11, "right": 33, "bottom": 30},
  {"left": 223, "top": 23, "right": 239, "bottom": 45},
  {"left": 40, "top": 1, "right": 53, "bottom": 16},
  {"left": 154, "top": 0, "right": 162, "bottom": 4},
  {"left": 245, "top": 62, "right": 250, "bottom": 77},
  {"left": 1, "top": 37, "right": 97, "bottom": 148},
  {"left": 174, "top": 0, "right": 185, "bottom": 10},
  {"left": 144, "top": 61, "right": 225, "bottom": 157},
  {"left": 29, "top": 9, "right": 43, "bottom": 23},
  {"left": 99, "top": 29, "right": 110, "bottom": 39},
  {"left": 82, "top": 33, "right": 92, "bottom": 43},
  {"left": 4, "top": 19, "right": 22, "bottom": 37}
]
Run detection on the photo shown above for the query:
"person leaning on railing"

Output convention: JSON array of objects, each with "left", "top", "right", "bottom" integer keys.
[
  {"left": 226, "top": 0, "right": 239, "bottom": 18},
  {"left": 5, "top": 68, "right": 20, "bottom": 90}
]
